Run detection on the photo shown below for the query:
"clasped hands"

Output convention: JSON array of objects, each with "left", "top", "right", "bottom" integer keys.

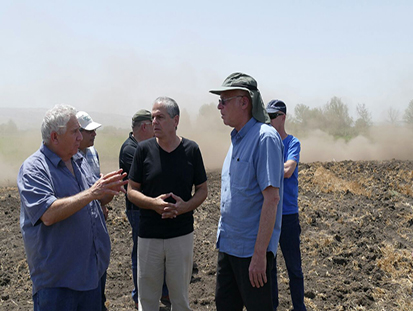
[{"left": 154, "top": 193, "right": 187, "bottom": 219}]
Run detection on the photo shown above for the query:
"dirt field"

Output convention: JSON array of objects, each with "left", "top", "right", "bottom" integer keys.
[{"left": 1, "top": 160, "right": 413, "bottom": 310}]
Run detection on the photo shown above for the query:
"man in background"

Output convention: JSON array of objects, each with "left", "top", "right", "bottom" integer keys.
[
  {"left": 76, "top": 111, "right": 102, "bottom": 179},
  {"left": 77, "top": 110, "right": 108, "bottom": 310},
  {"left": 17, "top": 104, "right": 126, "bottom": 311},
  {"left": 128, "top": 97, "right": 208, "bottom": 311},
  {"left": 209, "top": 73, "right": 284, "bottom": 311},
  {"left": 119, "top": 109, "right": 157, "bottom": 309},
  {"left": 266, "top": 99, "right": 306, "bottom": 311}
]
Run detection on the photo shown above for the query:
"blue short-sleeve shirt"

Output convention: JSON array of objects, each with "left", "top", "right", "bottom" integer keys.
[
  {"left": 17, "top": 144, "right": 111, "bottom": 295},
  {"left": 217, "top": 118, "right": 284, "bottom": 257},
  {"left": 283, "top": 135, "right": 301, "bottom": 215}
]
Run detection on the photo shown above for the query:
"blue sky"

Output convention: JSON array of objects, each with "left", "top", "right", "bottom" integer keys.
[{"left": 1, "top": 0, "right": 412, "bottom": 122}]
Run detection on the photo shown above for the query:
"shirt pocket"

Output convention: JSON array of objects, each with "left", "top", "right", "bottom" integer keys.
[{"left": 230, "top": 159, "right": 253, "bottom": 191}]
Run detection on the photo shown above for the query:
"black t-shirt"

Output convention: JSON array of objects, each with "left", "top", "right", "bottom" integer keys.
[
  {"left": 118, "top": 132, "right": 139, "bottom": 210},
  {"left": 129, "top": 137, "right": 207, "bottom": 239}
]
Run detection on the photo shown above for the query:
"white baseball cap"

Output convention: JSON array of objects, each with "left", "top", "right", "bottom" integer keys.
[{"left": 76, "top": 111, "right": 102, "bottom": 131}]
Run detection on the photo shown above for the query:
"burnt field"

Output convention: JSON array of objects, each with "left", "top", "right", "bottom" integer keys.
[{"left": 1, "top": 160, "right": 413, "bottom": 310}]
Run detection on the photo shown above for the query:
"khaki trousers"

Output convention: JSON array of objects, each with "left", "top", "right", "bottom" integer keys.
[{"left": 137, "top": 232, "right": 194, "bottom": 311}]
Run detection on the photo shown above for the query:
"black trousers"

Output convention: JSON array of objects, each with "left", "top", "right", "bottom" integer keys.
[{"left": 215, "top": 251, "right": 274, "bottom": 311}]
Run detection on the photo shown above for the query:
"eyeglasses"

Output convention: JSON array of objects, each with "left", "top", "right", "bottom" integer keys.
[
  {"left": 268, "top": 112, "right": 284, "bottom": 119},
  {"left": 218, "top": 95, "right": 244, "bottom": 106}
]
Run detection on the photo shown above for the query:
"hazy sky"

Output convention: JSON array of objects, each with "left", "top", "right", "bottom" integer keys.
[{"left": 1, "top": 0, "right": 412, "bottom": 121}]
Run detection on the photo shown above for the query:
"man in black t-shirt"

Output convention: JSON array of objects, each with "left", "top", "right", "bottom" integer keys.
[{"left": 128, "top": 96, "right": 208, "bottom": 311}]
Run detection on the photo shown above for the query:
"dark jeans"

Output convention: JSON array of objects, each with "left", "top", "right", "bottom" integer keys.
[
  {"left": 216, "top": 251, "right": 274, "bottom": 311},
  {"left": 271, "top": 213, "right": 306, "bottom": 311},
  {"left": 101, "top": 271, "right": 107, "bottom": 310},
  {"left": 126, "top": 209, "right": 168, "bottom": 303},
  {"left": 126, "top": 209, "right": 140, "bottom": 303},
  {"left": 33, "top": 278, "right": 103, "bottom": 311}
]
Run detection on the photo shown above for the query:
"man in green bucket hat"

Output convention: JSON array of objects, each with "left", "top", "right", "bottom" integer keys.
[{"left": 210, "top": 72, "right": 284, "bottom": 311}]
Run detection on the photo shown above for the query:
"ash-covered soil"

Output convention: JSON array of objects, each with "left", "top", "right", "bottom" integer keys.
[{"left": 1, "top": 160, "right": 413, "bottom": 310}]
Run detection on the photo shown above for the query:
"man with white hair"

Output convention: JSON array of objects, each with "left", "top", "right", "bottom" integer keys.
[{"left": 17, "top": 104, "right": 127, "bottom": 311}]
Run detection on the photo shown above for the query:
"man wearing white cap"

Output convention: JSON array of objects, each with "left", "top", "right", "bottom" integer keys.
[
  {"left": 76, "top": 111, "right": 102, "bottom": 179},
  {"left": 76, "top": 110, "right": 108, "bottom": 310}
]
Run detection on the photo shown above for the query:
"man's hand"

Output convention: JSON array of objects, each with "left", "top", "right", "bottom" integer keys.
[
  {"left": 153, "top": 193, "right": 178, "bottom": 218},
  {"left": 90, "top": 169, "right": 128, "bottom": 200},
  {"left": 41, "top": 169, "right": 127, "bottom": 226},
  {"left": 161, "top": 193, "right": 189, "bottom": 219},
  {"left": 249, "top": 252, "right": 267, "bottom": 288}
]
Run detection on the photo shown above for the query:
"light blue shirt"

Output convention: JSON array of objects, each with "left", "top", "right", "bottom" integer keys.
[
  {"left": 283, "top": 135, "right": 301, "bottom": 215},
  {"left": 80, "top": 146, "right": 100, "bottom": 179},
  {"left": 217, "top": 118, "right": 284, "bottom": 257},
  {"left": 17, "top": 144, "right": 110, "bottom": 295}
]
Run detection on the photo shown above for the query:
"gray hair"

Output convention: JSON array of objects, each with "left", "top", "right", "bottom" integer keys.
[
  {"left": 41, "top": 104, "right": 77, "bottom": 144},
  {"left": 153, "top": 96, "right": 180, "bottom": 118},
  {"left": 132, "top": 119, "right": 151, "bottom": 130}
]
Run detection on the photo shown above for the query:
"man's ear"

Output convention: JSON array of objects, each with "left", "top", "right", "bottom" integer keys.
[
  {"left": 50, "top": 132, "right": 59, "bottom": 145},
  {"left": 241, "top": 96, "right": 250, "bottom": 109}
]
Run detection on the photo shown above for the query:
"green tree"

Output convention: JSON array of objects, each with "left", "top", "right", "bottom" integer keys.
[
  {"left": 386, "top": 107, "right": 400, "bottom": 125},
  {"left": 403, "top": 100, "right": 413, "bottom": 126},
  {"left": 0, "top": 119, "right": 18, "bottom": 133},
  {"left": 196, "top": 103, "right": 225, "bottom": 129},
  {"left": 323, "top": 97, "right": 353, "bottom": 138},
  {"left": 292, "top": 104, "right": 325, "bottom": 131},
  {"left": 354, "top": 103, "right": 372, "bottom": 134}
]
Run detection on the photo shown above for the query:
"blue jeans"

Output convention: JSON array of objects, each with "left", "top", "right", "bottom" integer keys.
[
  {"left": 33, "top": 280, "right": 102, "bottom": 311},
  {"left": 126, "top": 209, "right": 169, "bottom": 303},
  {"left": 271, "top": 213, "right": 306, "bottom": 311}
]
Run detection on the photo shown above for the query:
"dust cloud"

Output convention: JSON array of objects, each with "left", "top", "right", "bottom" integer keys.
[
  {"left": 1, "top": 112, "right": 412, "bottom": 187},
  {"left": 300, "top": 125, "right": 413, "bottom": 162},
  {"left": 0, "top": 155, "right": 20, "bottom": 187}
]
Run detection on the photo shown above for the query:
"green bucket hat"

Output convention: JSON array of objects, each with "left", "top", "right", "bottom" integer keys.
[
  {"left": 209, "top": 72, "right": 270, "bottom": 124},
  {"left": 132, "top": 109, "right": 152, "bottom": 123}
]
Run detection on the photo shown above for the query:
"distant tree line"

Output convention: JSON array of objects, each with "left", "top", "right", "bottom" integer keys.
[
  {"left": 0, "top": 119, "right": 18, "bottom": 133},
  {"left": 287, "top": 97, "right": 413, "bottom": 140},
  {"left": 195, "top": 98, "right": 413, "bottom": 141}
]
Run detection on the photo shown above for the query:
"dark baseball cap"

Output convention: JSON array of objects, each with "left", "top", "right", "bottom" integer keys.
[
  {"left": 132, "top": 109, "right": 152, "bottom": 123},
  {"left": 266, "top": 100, "right": 287, "bottom": 114}
]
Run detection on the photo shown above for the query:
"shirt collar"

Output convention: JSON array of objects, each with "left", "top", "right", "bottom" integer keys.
[
  {"left": 231, "top": 118, "right": 257, "bottom": 140},
  {"left": 129, "top": 132, "right": 137, "bottom": 143},
  {"left": 73, "top": 151, "right": 84, "bottom": 165},
  {"left": 40, "top": 143, "right": 83, "bottom": 167}
]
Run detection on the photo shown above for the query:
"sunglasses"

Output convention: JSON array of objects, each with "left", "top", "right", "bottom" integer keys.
[
  {"left": 80, "top": 129, "right": 96, "bottom": 134},
  {"left": 268, "top": 112, "right": 284, "bottom": 119}
]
